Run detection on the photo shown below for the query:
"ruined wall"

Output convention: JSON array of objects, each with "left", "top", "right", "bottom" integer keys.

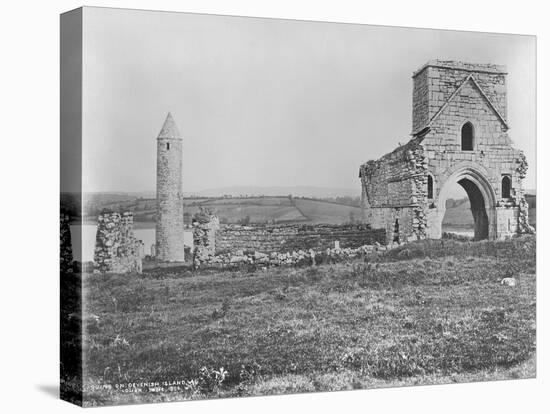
[
  {"left": 192, "top": 213, "right": 386, "bottom": 267},
  {"left": 215, "top": 223, "right": 386, "bottom": 254},
  {"left": 93, "top": 211, "right": 142, "bottom": 274},
  {"left": 192, "top": 209, "right": 220, "bottom": 264},
  {"left": 513, "top": 153, "right": 535, "bottom": 235},
  {"left": 359, "top": 138, "right": 428, "bottom": 244},
  {"left": 199, "top": 242, "right": 392, "bottom": 268}
]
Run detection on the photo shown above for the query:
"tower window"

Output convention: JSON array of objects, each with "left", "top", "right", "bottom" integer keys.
[
  {"left": 501, "top": 175, "right": 511, "bottom": 199},
  {"left": 166, "top": 142, "right": 170, "bottom": 150},
  {"left": 427, "top": 175, "right": 434, "bottom": 199},
  {"left": 461, "top": 122, "right": 474, "bottom": 151}
]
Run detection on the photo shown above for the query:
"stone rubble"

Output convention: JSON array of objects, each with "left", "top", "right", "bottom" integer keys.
[
  {"left": 500, "top": 277, "right": 517, "bottom": 287},
  {"left": 193, "top": 242, "right": 393, "bottom": 268},
  {"left": 93, "top": 211, "right": 143, "bottom": 274}
]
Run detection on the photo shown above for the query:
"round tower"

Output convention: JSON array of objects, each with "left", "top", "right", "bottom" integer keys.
[{"left": 156, "top": 112, "right": 185, "bottom": 261}]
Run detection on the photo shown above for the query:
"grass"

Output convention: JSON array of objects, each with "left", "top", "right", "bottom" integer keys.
[
  {"left": 79, "top": 235, "right": 536, "bottom": 406},
  {"left": 293, "top": 198, "right": 362, "bottom": 224}
]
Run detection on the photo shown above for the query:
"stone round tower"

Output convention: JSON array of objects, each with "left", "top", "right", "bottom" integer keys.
[{"left": 156, "top": 112, "right": 185, "bottom": 262}]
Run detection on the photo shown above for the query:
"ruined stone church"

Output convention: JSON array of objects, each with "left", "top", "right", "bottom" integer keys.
[{"left": 359, "top": 60, "right": 534, "bottom": 244}]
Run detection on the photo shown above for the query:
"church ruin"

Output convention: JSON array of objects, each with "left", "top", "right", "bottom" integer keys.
[{"left": 359, "top": 60, "right": 534, "bottom": 244}]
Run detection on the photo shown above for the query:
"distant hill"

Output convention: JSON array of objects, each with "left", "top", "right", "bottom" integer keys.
[
  {"left": 71, "top": 193, "right": 362, "bottom": 225},
  {"left": 92, "top": 186, "right": 360, "bottom": 199},
  {"left": 183, "top": 186, "right": 360, "bottom": 198}
]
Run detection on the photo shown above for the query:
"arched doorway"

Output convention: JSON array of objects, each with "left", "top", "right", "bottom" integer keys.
[
  {"left": 426, "top": 164, "right": 497, "bottom": 241},
  {"left": 440, "top": 181, "right": 475, "bottom": 238},
  {"left": 455, "top": 178, "right": 488, "bottom": 240}
]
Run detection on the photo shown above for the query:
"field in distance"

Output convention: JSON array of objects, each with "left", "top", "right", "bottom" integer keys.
[
  {"left": 73, "top": 191, "right": 536, "bottom": 232},
  {"left": 81, "top": 194, "right": 365, "bottom": 225}
]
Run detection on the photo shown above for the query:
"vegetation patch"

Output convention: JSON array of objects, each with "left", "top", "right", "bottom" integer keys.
[{"left": 79, "top": 236, "right": 536, "bottom": 406}]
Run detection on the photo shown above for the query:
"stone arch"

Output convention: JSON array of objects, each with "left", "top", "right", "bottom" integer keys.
[{"left": 427, "top": 162, "right": 497, "bottom": 240}]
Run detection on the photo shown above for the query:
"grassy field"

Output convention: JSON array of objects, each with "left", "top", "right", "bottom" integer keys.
[
  {"left": 79, "top": 236, "right": 536, "bottom": 406},
  {"left": 81, "top": 195, "right": 364, "bottom": 225}
]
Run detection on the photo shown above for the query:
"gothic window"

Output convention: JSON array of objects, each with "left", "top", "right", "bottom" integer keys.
[
  {"left": 461, "top": 122, "right": 474, "bottom": 151},
  {"left": 166, "top": 142, "right": 170, "bottom": 150},
  {"left": 501, "top": 175, "right": 511, "bottom": 199},
  {"left": 427, "top": 175, "right": 434, "bottom": 199}
]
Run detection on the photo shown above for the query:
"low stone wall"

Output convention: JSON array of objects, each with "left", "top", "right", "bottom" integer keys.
[
  {"left": 214, "top": 223, "right": 386, "bottom": 255},
  {"left": 93, "top": 211, "right": 142, "bottom": 274},
  {"left": 196, "top": 243, "right": 392, "bottom": 268},
  {"left": 191, "top": 216, "right": 388, "bottom": 268}
]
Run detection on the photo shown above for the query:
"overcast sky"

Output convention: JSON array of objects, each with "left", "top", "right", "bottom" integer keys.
[{"left": 82, "top": 7, "right": 536, "bottom": 194}]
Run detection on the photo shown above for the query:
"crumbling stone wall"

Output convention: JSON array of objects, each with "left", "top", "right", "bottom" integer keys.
[
  {"left": 192, "top": 209, "right": 220, "bottom": 265},
  {"left": 60, "top": 213, "right": 73, "bottom": 273},
  {"left": 514, "top": 152, "right": 535, "bottom": 234},
  {"left": 359, "top": 138, "right": 428, "bottom": 244},
  {"left": 191, "top": 210, "right": 386, "bottom": 267},
  {"left": 360, "top": 60, "right": 533, "bottom": 242},
  {"left": 93, "top": 211, "right": 142, "bottom": 274},
  {"left": 215, "top": 223, "right": 385, "bottom": 254},
  {"left": 197, "top": 242, "right": 392, "bottom": 268}
]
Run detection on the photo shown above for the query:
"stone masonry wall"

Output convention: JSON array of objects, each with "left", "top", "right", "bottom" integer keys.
[
  {"left": 199, "top": 242, "right": 393, "bottom": 268},
  {"left": 93, "top": 211, "right": 142, "bottom": 274},
  {"left": 215, "top": 223, "right": 386, "bottom": 254},
  {"left": 513, "top": 153, "right": 535, "bottom": 234},
  {"left": 192, "top": 209, "right": 220, "bottom": 265},
  {"left": 359, "top": 138, "right": 428, "bottom": 244},
  {"left": 192, "top": 213, "right": 387, "bottom": 267},
  {"left": 412, "top": 60, "right": 507, "bottom": 134}
]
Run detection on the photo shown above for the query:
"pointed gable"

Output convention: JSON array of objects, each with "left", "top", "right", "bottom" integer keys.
[{"left": 425, "top": 74, "right": 509, "bottom": 132}]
